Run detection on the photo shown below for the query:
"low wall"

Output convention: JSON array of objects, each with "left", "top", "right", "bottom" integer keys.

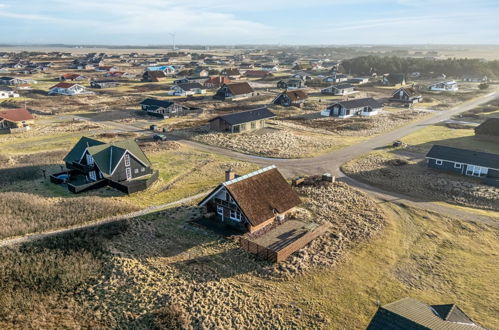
[{"left": 240, "top": 222, "right": 330, "bottom": 263}]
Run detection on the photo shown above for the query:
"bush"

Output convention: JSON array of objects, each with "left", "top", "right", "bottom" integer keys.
[
  {"left": 153, "top": 305, "right": 189, "bottom": 330},
  {"left": 479, "top": 83, "right": 489, "bottom": 90}
]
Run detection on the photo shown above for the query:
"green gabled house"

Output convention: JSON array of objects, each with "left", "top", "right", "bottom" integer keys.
[{"left": 51, "top": 136, "right": 157, "bottom": 194}]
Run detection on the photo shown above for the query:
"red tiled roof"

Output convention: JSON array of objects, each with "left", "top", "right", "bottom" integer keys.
[
  {"left": 62, "top": 73, "right": 81, "bottom": 79},
  {"left": 244, "top": 70, "right": 270, "bottom": 77},
  {"left": 0, "top": 108, "right": 34, "bottom": 122},
  {"left": 205, "top": 76, "right": 231, "bottom": 86},
  {"left": 50, "top": 82, "right": 77, "bottom": 89}
]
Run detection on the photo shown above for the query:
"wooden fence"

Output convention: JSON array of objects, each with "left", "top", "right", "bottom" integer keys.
[{"left": 239, "top": 222, "right": 330, "bottom": 263}]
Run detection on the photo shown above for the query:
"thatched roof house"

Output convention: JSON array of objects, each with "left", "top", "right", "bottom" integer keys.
[{"left": 199, "top": 166, "right": 301, "bottom": 233}]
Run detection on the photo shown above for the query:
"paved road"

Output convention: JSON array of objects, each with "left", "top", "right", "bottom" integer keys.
[
  {"left": 1, "top": 91, "right": 496, "bottom": 247},
  {"left": 78, "top": 91, "right": 499, "bottom": 225}
]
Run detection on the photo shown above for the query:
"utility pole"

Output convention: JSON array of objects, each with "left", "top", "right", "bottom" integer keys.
[{"left": 169, "top": 33, "right": 176, "bottom": 51}]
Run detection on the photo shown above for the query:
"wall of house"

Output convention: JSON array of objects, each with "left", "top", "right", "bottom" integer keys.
[
  {"left": 110, "top": 152, "right": 152, "bottom": 182},
  {"left": 427, "top": 158, "right": 466, "bottom": 175}
]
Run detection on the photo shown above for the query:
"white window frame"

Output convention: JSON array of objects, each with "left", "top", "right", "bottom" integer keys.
[
  {"left": 134, "top": 168, "right": 139, "bottom": 174},
  {"left": 86, "top": 154, "right": 94, "bottom": 165},
  {"left": 217, "top": 206, "right": 223, "bottom": 215},
  {"left": 125, "top": 167, "right": 132, "bottom": 180},
  {"left": 88, "top": 171, "right": 97, "bottom": 181},
  {"left": 229, "top": 210, "right": 242, "bottom": 222},
  {"left": 435, "top": 160, "right": 443, "bottom": 165},
  {"left": 124, "top": 154, "right": 130, "bottom": 167},
  {"left": 454, "top": 163, "right": 462, "bottom": 169}
]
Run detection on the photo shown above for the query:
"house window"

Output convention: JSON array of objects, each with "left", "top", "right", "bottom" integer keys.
[
  {"left": 454, "top": 163, "right": 462, "bottom": 169},
  {"left": 125, "top": 167, "right": 132, "bottom": 180},
  {"left": 230, "top": 210, "right": 242, "bottom": 222},
  {"left": 86, "top": 154, "right": 94, "bottom": 165},
  {"left": 134, "top": 168, "right": 139, "bottom": 174},
  {"left": 217, "top": 206, "right": 223, "bottom": 215},
  {"left": 124, "top": 154, "right": 130, "bottom": 167},
  {"left": 435, "top": 160, "right": 443, "bottom": 165},
  {"left": 251, "top": 122, "right": 256, "bottom": 129},
  {"left": 141, "top": 167, "right": 145, "bottom": 172}
]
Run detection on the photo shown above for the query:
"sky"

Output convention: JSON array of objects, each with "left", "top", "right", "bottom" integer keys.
[{"left": 0, "top": 0, "right": 498, "bottom": 45}]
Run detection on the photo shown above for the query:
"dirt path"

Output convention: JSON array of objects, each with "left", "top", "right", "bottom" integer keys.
[
  {"left": 1, "top": 92, "right": 497, "bottom": 247},
  {"left": 0, "top": 191, "right": 209, "bottom": 248}
]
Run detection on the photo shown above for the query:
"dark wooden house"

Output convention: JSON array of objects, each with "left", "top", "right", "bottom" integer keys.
[
  {"left": 50, "top": 137, "right": 157, "bottom": 194},
  {"left": 322, "top": 97, "right": 383, "bottom": 118},
  {"left": 389, "top": 87, "right": 422, "bottom": 104},
  {"left": 90, "top": 80, "right": 120, "bottom": 88},
  {"left": 474, "top": 118, "right": 499, "bottom": 142},
  {"left": 272, "top": 90, "right": 308, "bottom": 107},
  {"left": 213, "top": 82, "right": 255, "bottom": 100},
  {"left": 426, "top": 145, "right": 499, "bottom": 186},
  {"left": 209, "top": 107, "right": 276, "bottom": 133},
  {"left": 277, "top": 79, "right": 304, "bottom": 90},
  {"left": 142, "top": 70, "right": 167, "bottom": 82},
  {"left": 367, "top": 297, "right": 485, "bottom": 330},
  {"left": 140, "top": 98, "right": 192, "bottom": 118},
  {"left": 321, "top": 83, "right": 355, "bottom": 96},
  {"left": 198, "top": 165, "right": 302, "bottom": 233},
  {"left": 382, "top": 73, "right": 406, "bottom": 86}
]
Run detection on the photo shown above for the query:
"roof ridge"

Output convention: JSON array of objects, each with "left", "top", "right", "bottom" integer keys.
[{"left": 224, "top": 165, "right": 276, "bottom": 186}]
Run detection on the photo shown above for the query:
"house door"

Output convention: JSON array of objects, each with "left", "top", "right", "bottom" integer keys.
[
  {"left": 466, "top": 165, "right": 484, "bottom": 177},
  {"left": 88, "top": 171, "right": 97, "bottom": 181},
  {"left": 125, "top": 167, "right": 132, "bottom": 180}
]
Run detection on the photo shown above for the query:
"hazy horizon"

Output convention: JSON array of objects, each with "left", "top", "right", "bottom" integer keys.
[{"left": 0, "top": 0, "right": 498, "bottom": 45}]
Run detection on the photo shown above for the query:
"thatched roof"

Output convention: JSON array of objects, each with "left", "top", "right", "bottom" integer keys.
[
  {"left": 199, "top": 166, "right": 301, "bottom": 226},
  {"left": 226, "top": 166, "right": 301, "bottom": 226},
  {"left": 475, "top": 118, "right": 499, "bottom": 137}
]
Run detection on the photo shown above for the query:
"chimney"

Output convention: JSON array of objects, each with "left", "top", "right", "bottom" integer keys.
[{"left": 225, "top": 168, "right": 236, "bottom": 181}]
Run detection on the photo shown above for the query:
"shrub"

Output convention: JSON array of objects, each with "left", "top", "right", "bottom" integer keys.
[{"left": 152, "top": 304, "right": 190, "bottom": 330}]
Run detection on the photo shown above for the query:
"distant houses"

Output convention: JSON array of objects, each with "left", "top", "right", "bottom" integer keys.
[
  {"left": 169, "top": 82, "right": 206, "bottom": 96},
  {"left": 59, "top": 73, "right": 88, "bottom": 81},
  {"left": 198, "top": 165, "right": 302, "bottom": 233},
  {"left": 140, "top": 98, "right": 197, "bottom": 119},
  {"left": 244, "top": 70, "right": 271, "bottom": 78},
  {"left": 367, "top": 297, "right": 486, "bottom": 329},
  {"left": 382, "top": 73, "right": 406, "bottom": 86},
  {"left": 0, "top": 108, "right": 34, "bottom": 133},
  {"left": 0, "top": 86, "right": 19, "bottom": 99},
  {"left": 208, "top": 107, "right": 276, "bottom": 133},
  {"left": 50, "top": 137, "right": 158, "bottom": 194},
  {"left": 272, "top": 90, "right": 308, "bottom": 107},
  {"left": 0, "top": 76, "right": 30, "bottom": 85},
  {"left": 323, "top": 73, "right": 348, "bottom": 83},
  {"left": 48, "top": 82, "right": 89, "bottom": 95},
  {"left": 425, "top": 145, "right": 499, "bottom": 186},
  {"left": 321, "top": 98, "right": 383, "bottom": 118},
  {"left": 429, "top": 81, "right": 458, "bottom": 92},
  {"left": 321, "top": 83, "right": 355, "bottom": 96},
  {"left": 204, "top": 76, "right": 232, "bottom": 89},
  {"left": 213, "top": 82, "right": 255, "bottom": 101},
  {"left": 389, "top": 87, "right": 422, "bottom": 104},
  {"left": 142, "top": 70, "right": 168, "bottom": 82},
  {"left": 90, "top": 80, "right": 120, "bottom": 89},
  {"left": 276, "top": 79, "right": 304, "bottom": 90},
  {"left": 462, "top": 75, "right": 488, "bottom": 82}
]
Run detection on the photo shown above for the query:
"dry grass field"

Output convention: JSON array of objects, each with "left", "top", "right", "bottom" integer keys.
[
  {"left": 1, "top": 182, "right": 497, "bottom": 329},
  {"left": 0, "top": 142, "right": 258, "bottom": 239},
  {"left": 342, "top": 150, "right": 499, "bottom": 212}
]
